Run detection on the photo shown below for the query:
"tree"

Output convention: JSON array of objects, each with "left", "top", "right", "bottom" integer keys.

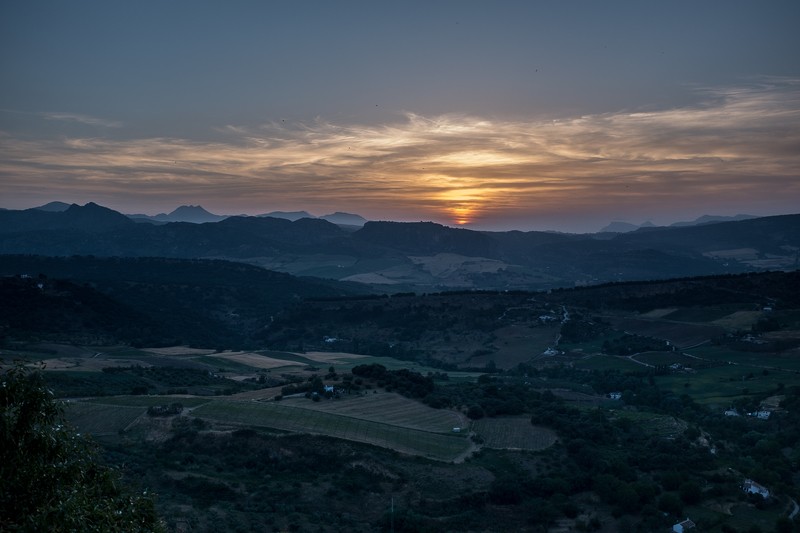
[
  {"left": 1, "top": 363, "right": 163, "bottom": 532},
  {"left": 657, "top": 492, "right": 683, "bottom": 516},
  {"left": 679, "top": 481, "right": 703, "bottom": 505}
]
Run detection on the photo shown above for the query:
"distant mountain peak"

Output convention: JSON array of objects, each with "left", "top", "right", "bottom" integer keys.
[
  {"left": 169, "top": 205, "right": 214, "bottom": 216},
  {"left": 59, "top": 202, "right": 134, "bottom": 229},
  {"left": 670, "top": 214, "right": 757, "bottom": 227},
  {"left": 34, "top": 201, "right": 71, "bottom": 212},
  {"left": 149, "top": 205, "right": 227, "bottom": 223},
  {"left": 599, "top": 220, "right": 656, "bottom": 233},
  {"left": 258, "top": 210, "right": 315, "bottom": 221},
  {"left": 320, "top": 212, "right": 368, "bottom": 226}
]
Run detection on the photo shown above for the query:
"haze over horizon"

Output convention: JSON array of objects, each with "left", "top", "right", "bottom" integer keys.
[{"left": 2, "top": 1, "right": 799, "bottom": 233}]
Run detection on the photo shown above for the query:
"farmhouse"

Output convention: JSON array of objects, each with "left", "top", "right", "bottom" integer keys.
[
  {"left": 608, "top": 392, "right": 622, "bottom": 400},
  {"left": 747, "top": 410, "right": 771, "bottom": 420},
  {"left": 672, "top": 518, "right": 695, "bottom": 532},
  {"left": 743, "top": 479, "right": 770, "bottom": 499},
  {"left": 724, "top": 409, "right": 740, "bottom": 417}
]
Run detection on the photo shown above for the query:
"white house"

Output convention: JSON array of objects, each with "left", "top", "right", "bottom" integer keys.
[
  {"left": 673, "top": 518, "right": 695, "bottom": 532},
  {"left": 743, "top": 479, "right": 770, "bottom": 499},
  {"left": 608, "top": 392, "right": 622, "bottom": 400}
]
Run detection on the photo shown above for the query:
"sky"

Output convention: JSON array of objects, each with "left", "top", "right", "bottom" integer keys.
[{"left": 1, "top": 1, "right": 799, "bottom": 233}]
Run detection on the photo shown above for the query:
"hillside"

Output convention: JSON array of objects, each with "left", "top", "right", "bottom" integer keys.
[
  {"left": 1, "top": 203, "right": 798, "bottom": 290},
  {"left": 0, "top": 255, "right": 363, "bottom": 348}
]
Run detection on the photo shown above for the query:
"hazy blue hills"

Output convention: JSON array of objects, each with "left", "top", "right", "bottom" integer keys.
[
  {"left": 130, "top": 205, "right": 228, "bottom": 224},
  {"left": 122, "top": 204, "right": 369, "bottom": 226},
  {"left": 33, "top": 201, "right": 71, "bottom": 212},
  {"left": 0, "top": 202, "right": 134, "bottom": 233},
  {"left": 319, "top": 212, "right": 368, "bottom": 226},
  {"left": 1, "top": 203, "right": 797, "bottom": 290},
  {"left": 257, "top": 210, "right": 314, "bottom": 221},
  {"left": 599, "top": 214, "right": 757, "bottom": 233}
]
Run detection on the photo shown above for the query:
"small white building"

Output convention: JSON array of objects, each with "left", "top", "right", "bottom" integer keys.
[
  {"left": 673, "top": 518, "right": 695, "bottom": 532},
  {"left": 743, "top": 479, "right": 770, "bottom": 499},
  {"left": 608, "top": 392, "right": 622, "bottom": 400}
]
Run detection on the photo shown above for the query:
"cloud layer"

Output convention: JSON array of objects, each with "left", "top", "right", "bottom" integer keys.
[{"left": 1, "top": 80, "right": 798, "bottom": 231}]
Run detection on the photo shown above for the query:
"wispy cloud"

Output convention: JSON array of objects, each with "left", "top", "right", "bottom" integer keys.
[
  {"left": 41, "top": 112, "right": 123, "bottom": 128},
  {"left": 1, "top": 80, "right": 798, "bottom": 228}
]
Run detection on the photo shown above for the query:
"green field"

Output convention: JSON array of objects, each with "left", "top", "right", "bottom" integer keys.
[
  {"left": 605, "top": 316, "right": 724, "bottom": 348},
  {"left": 280, "top": 393, "right": 466, "bottom": 433},
  {"left": 573, "top": 355, "right": 644, "bottom": 372},
  {"left": 83, "top": 395, "right": 212, "bottom": 408},
  {"left": 191, "top": 400, "right": 470, "bottom": 461},
  {"left": 65, "top": 402, "right": 145, "bottom": 435},
  {"left": 655, "top": 365, "right": 788, "bottom": 406},
  {"left": 634, "top": 351, "right": 697, "bottom": 367},
  {"left": 472, "top": 417, "right": 557, "bottom": 451},
  {"left": 686, "top": 345, "right": 800, "bottom": 372},
  {"left": 193, "top": 355, "right": 263, "bottom": 372},
  {"left": 611, "top": 410, "right": 688, "bottom": 437}
]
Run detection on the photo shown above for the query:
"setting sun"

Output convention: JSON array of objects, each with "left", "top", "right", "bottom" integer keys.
[{"left": 436, "top": 187, "right": 489, "bottom": 226}]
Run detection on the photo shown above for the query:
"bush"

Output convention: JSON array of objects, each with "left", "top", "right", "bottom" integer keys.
[{"left": 0, "top": 363, "right": 163, "bottom": 531}]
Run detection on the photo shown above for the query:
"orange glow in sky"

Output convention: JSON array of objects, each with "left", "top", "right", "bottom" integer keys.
[{"left": 0, "top": 82, "right": 799, "bottom": 232}]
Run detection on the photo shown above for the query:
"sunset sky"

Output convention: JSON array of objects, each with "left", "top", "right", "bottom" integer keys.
[{"left": 1, "top": 1, "right": 799, "bottom": 233}]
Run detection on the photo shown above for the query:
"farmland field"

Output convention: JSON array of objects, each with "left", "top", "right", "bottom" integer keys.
[
  {"left": 191, "top": 399, "right": 470, "bottom": 461},
  {"left": 203, "top": 351, "right": 305, "bottom": 370},
  {"left": 633, "top": 351, "right": 698, "bottom": 367},
  {"left": 488, "top": 324, "right": 561, "bottom": 368},
  {"left": 573, "top": 354, "right": 643, "bottom": 372},
  {"left": 280, "top": 392, "right": 467, "bottom": 433},
  {"left": 143, "top": 346, "right": 217, "bottom": 356},
  {"left": 661, "top": 305, "right": 754, "bottom": 324},
  {"left": 685, "top": 345, "right": 800, "bottom": 372},
  {"left": 301, "top": 351, "right": 370, "bottom": 363},
  {"left": 82, "top": 395, "right": 212, "bottom": 408},
  {"left": 472, "top": 417, "right": 557, "bottom": 450},
  {"left": 65, "top": 402, "right": 145, "bottom": 435},
  {"left": 655, "top": 365, "right": 790, "bottom": 406},
  {"left": 710, "top": 310, "right": 763, "bottom": 330},
  {"left": 603, "top": 316, "right": 724, "bottom": 348},
  {"left": 612, "top": 410, "right": 688, "bottom": 437}
]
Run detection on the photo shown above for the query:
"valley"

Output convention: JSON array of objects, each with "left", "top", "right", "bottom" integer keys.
[{"left": 3, "top": 264, "right": 800, "bottom": 531}]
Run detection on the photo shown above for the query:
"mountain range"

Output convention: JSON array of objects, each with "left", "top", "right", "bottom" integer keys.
[
  {"left": 599, "top": 214, "right": 758, "bottom": 233},
  {"left": 2, "top": 202, "right": 798, "bottom": 291},
  {"left": 79, "top": 203, "right": 369, "bottom": 227}
]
